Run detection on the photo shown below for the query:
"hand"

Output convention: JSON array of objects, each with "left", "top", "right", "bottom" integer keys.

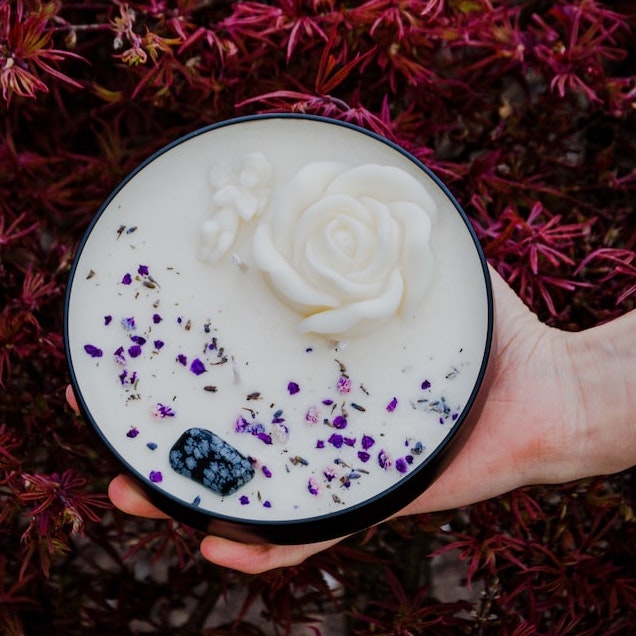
[{"left": 66, "top": 266, "right": 636, "bottom": 573}]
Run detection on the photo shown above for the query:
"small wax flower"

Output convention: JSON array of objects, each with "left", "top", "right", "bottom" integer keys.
[{"left": 149, "top": 471, "right": 163, "bottom": 483}]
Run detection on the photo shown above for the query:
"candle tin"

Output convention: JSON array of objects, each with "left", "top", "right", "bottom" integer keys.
[{"left": 65, "top": 114, "right": 494, "bottom": 544}]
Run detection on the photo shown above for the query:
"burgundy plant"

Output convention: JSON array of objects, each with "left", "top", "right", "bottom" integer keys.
[{"left": 0, "top": 0, "right": 634, "bottom": 633}]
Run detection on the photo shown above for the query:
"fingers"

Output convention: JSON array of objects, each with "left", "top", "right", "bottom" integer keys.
[
  {"left": 200, "top": 534, "right": 340, "bottom": 574},
  {"left": 108, "top": 473, "right": 170, "bottom": 519},
  {"left": 66, "top": 384, "right": 338, "bottom": 572},
  {"left": 66, "top": 384, "right": 79, "bottom": 414}
]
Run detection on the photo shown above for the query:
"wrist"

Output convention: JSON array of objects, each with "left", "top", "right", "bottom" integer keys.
[{"left": 564, "top": 310, "right": 636, "bottom": 479}]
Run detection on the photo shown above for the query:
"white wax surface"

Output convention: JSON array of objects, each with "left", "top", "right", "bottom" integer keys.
[{"left": 67, "top": 118, "right": 490, "bottom": 522}]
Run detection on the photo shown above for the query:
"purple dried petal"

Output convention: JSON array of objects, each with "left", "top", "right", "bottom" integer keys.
[
  {"left": 378, "top": 449, "right": 391, "bottom": 470},
  {"left": 322, "top": 399, "right": 334, "bottom": 405},
  {"left": 421, "top": 379, "right": 431, "bottom": 390},
  {"left": 323, "top": 467, "right": 336, "bottom": 481},
  {"left": 128, "top": 345, "right": 142, "bottom": 358},
  {"left": 121, "top": 273, "right": 132, "bottom": 285},
  {"left": 152, "top": 313, "right": 162, "bottom": 324},
  {"left": 307, "top": 478, "right": 320, "bottom": 495},
  {"left": 344, "top": 437, "right": 356, "bottom": 447},
  {"left": 386, "top": 397, "right": 398, "bottom": 412},
  {"left": 361, "top": 435, "right": 375, "bottom": 450},
  {"left": 130, "top": 335, "right": 146, "bottom": 345},
  {"left": 272, "top": 422, "right": 289, "bottom": 443},
  {"left": 190, "top": 358, "right": 206, "bottom": 375},
  {"left": 262, "top": 466, "right": 272, "bottom": 478},
  {"left": 83, "top": 344, "right": 103, "bottom": 358},
  {"left": 239, "top": 495, "right": 249, "bottom": 505},
  {"left": 332, "top": 415, "right": 347, "bottom": 429},
  {"left": 104, "top": 315, "right": 112, "bottom": 326},
  {"left": 152, "top": 403, "right": 175, "bottom": 418},
  {"left": 357, "top": 451, "right": 370, "bottom": 463},
  {"left": 138, "top": 264, "right": 149, "bottom": 276},
  {"left": 263, "top": 501, "right": 272, "bottom": 508},
  {"left": 328, "top": 433, "right": 343, "bottom": 448},
  {"left": 257, "top": 432, "right": 272, "bottom": 445},
  {"left": 176, "top": 354, "right": 187, "bottom": 366},
  {"left": 287, "top": 381, "right": 300, "bottom": 395},
  {"left": 154, "top": 339, "right": 164, "bottom": 350},
  {"left": 121, "top": 316, "right": 136, "bottom": 331},
  {"left": 234, "top": 416, "right": 250, "bottom": 433},
  {"left": 126, "top": 428, "right": 139, "bottom": 438},
  {"left": 316, "top": 440, "right": 325, "bottom": 449},
  {"left": 337, "top": 375, "right": 351, "bottom": 393},
  {"left": 395, "top": 458, "right": 408, "bottom": 473},
  {"left": 149, "top": 470, "right": 163, "bottom": 483}
]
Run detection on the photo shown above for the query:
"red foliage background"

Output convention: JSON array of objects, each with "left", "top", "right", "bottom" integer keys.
[{"left": 1, "top": 1, "right": 634, "bottom": 634}]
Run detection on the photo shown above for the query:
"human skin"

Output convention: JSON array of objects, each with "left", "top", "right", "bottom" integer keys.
[{"left": 66, "top": 266, "right": 636, "bottom": 574}]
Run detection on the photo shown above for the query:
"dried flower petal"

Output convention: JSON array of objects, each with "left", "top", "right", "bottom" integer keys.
[
  {"left": 83, "top": 344, "right": 103, "bottom": 358},
  {"left": 287, "top": 381, "right": 300, "bottom": 394}
]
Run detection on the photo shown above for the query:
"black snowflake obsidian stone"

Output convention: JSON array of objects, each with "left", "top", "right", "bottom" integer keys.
[{"left": 169, "top": 428, "right": 255, "bottom": 496}]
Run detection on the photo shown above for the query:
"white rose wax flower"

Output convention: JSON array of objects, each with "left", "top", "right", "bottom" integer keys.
[{"left": 65, "top": 115, "right": 494, "bottom": 544}]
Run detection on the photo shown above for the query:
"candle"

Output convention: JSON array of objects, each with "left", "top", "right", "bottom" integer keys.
[{"left": 65, "top": 115, "right": 493, "bottom": 544}]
